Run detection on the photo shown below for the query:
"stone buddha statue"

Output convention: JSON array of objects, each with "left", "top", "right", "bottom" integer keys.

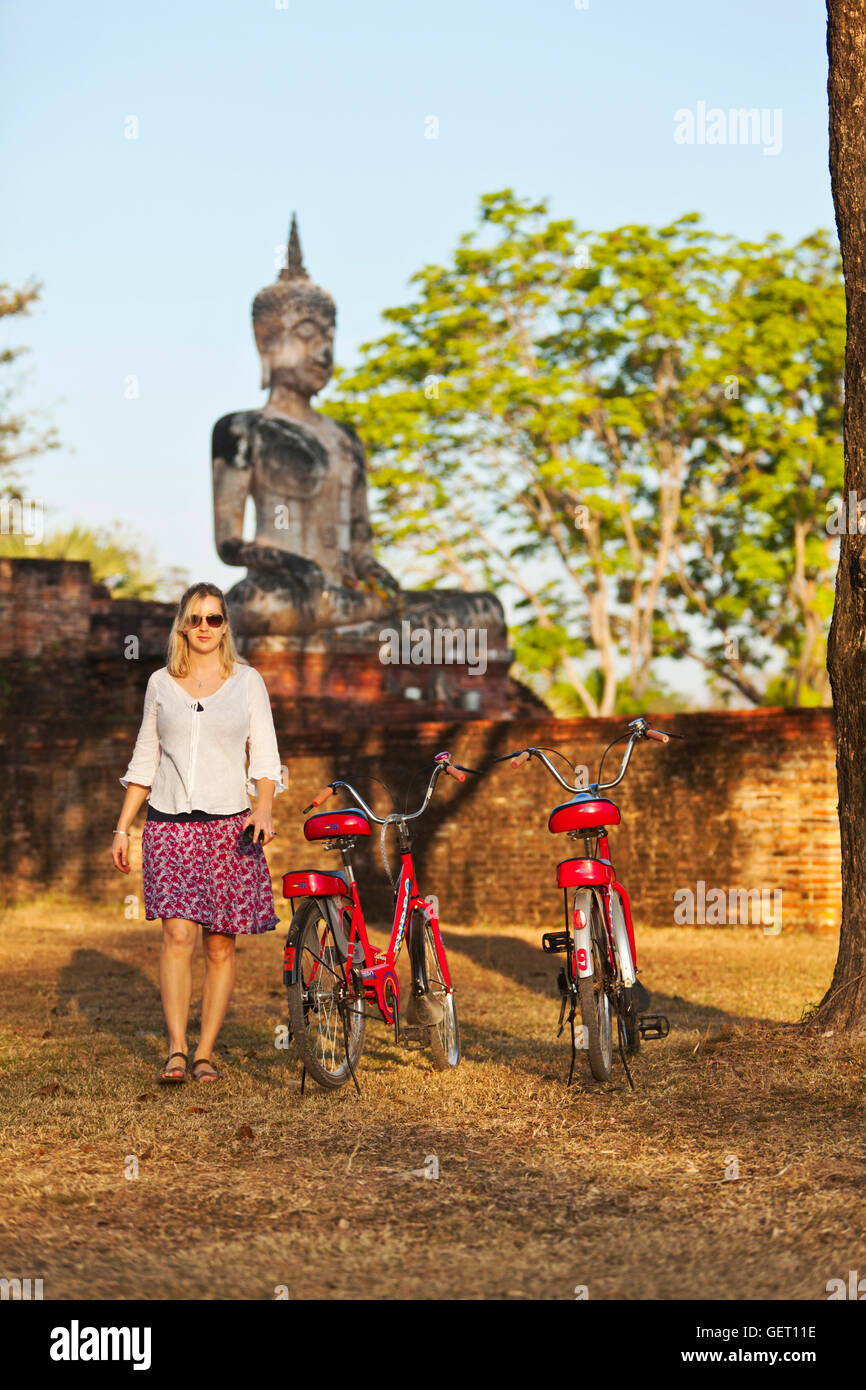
[{"left": 212, "top": 216, "right": 507, "bottom": 655}]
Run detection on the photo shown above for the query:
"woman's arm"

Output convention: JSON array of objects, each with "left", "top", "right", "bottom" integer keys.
[
  {"left": 243, "top": 777, "right": 275, "bottom": 846},
  {"left": 112, "top": 783, "right": 150, "bottom": 872},
  {"left": 114, "top": 672, "right": 161, "bottom": 871},
  {"left": 243, "top": 668, "right": 286, "bottom": 846}
]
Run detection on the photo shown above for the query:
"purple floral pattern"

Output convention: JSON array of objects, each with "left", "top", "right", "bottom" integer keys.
[{"left": 141, "top": 813, "right": 279, "bottom": 935}]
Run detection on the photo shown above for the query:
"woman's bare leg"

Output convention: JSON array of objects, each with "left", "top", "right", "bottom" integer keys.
[
  {"left": 159, "top": 916, "right": 199, "bottom": 1075},
  {"left": 194, "top": 929, "right": 237, "bottom": 1077}
]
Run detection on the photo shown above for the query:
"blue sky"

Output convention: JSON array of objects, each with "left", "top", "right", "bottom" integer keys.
[{"left": 1, "top": 0, "right": 834, "bottom": 596}]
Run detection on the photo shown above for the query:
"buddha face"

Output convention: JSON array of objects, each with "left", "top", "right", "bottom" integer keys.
[{"left": 259, "top": 310, "right": 335, "bottom": 398}]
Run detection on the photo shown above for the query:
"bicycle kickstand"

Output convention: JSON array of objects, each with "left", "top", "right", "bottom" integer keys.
[
  {"left": 300, "top": 1064, "right": 306, "bottom": 1096},
  {"left": 338, "top": 997, "right": 362, "bottom": 1099},
  {"left": 566, "top": 1007, "right": 578, "bottom": 1088},
  {"left": 616, "top": 1014, "right": 636, "bottom": 1092}
]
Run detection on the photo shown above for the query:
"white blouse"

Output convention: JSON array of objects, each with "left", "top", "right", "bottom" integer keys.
[{"left": 120, "top": 662, "right": 287, "bottom": 814}]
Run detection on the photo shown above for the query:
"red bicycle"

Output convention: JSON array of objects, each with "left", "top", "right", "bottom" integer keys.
[
  {"left": 281, "top": 752, "right": 468, "bottom": 1092},
  {"left": 499, "top": 717, "right": 681, "bottom": 1086}
]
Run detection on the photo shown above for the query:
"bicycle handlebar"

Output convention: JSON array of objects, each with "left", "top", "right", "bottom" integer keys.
[
  {"left": 501, "top": 717, "right": 682, "bottom": 795},
  {"left": 302, "top": 751, "right": 468, "bottom": 824},
  {"left": 302, "top": 785, "right": 336, "bottom": 813}
]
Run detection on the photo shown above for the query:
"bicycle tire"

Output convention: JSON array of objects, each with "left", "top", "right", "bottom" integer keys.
[
  {"left": 577, "top": 892, "right": 614, "bottom": 1082},
  {"left": 286, "top": 897, "right": 366, "bottom": 1090},
  {"left": 408, "top": 911, "right": 460, "bottom": 1070}
]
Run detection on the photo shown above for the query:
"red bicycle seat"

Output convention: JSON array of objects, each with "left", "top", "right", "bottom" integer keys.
[
  {"left": 548, "top": 798, "right": 621, "bottom": 833},
  {"left": 303, "top": 808, "right": 371, "bottom": 841},
  {"left": 282, "top": 869, "right": 351, "bottom": 898}
]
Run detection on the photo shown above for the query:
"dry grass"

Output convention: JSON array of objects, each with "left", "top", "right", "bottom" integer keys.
[{"left": 0, "top": 893, "right": 863, "bottom": 1301}]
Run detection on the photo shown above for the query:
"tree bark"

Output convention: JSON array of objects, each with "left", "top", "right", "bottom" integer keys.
[{"left": 822, "top": 0, "right": 866, "bottom": 1029}]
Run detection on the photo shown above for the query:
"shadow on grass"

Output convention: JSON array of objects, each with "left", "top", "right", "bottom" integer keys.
[
  {"left": 54, "top": 944, "right": 292, "bottom": 1067},
  {"left": 52, "top": 932, "right": 770, "bottom": 1090},
  {"left": 448, "top": 932, "right": 772, "bottom": 1029}
]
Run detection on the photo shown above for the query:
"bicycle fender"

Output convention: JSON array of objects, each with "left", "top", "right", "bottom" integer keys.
[
  {"left": 324, "top": 896, "right": 364, "bottom": 965},
  {"left": 282, "top": 914, "right": 304, "bottom": 986},
  {"left": 572, "top": 891, "right": 595, "bottom": 978},
  {"left": 608, "top": 889, "right": 636, "bottom": 986}
]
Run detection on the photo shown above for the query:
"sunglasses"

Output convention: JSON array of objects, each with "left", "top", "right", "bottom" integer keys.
[{"left": 187, "top": 613, "right": 226, "bottom": 629}]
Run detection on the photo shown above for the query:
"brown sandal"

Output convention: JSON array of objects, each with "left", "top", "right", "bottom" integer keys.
[
  {"left": 157, "top": 1051, "right": 188, "bottom": 1084},
  {"left": 192, "top": 1057, "right": 220, "bottom": 1082}
]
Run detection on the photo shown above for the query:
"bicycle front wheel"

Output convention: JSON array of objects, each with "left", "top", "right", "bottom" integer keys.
[
  {"left": 577, "top": 893, "right": 614, "bottom": 1082},
  {"left": 286, "top": 897, "right": 366, "bottom": 1090},
  {"left": 408, "top": 912, "right": 460, "bottom": 1070}
]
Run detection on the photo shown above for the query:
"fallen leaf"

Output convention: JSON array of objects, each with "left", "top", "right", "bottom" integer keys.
[
  {"left": 138, "top": 1145, "right": 153, "bottom": 1159},
  {"left": 37, "top": 1082, "right": 60, "bottom": 1095},
  {"left": 237, "top": 1125, "right": 254, "bottom": 1140},
  {"left": 187, "top": 1106, "right": 207, "bottom": 1115},
  {"left": 135, "top": 1092, "right": 156, "bottom": 1102}
]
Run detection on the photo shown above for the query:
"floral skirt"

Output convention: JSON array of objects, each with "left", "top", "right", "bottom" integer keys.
[{"left": 141, "top": 813, "right": 279, "bottom": 936}]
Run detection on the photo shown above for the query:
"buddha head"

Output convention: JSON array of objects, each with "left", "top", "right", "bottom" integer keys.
[{"left": 252, "top": 214, "right": 337, "bottom": 397}]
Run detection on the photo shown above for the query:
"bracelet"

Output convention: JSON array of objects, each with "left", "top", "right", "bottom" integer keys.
[{"left": 113, "top": 829, "right": 130, "bottom": 835}]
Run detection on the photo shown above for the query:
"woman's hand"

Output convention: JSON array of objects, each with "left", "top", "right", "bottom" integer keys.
[
  {"left": 112, "top": 831, "right": 132, "bottom": 873},
  {"left": 241, "top": 811, "right": 276, "bottom": 846}
]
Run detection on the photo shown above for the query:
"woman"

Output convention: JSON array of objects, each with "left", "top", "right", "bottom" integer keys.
[{"left": 112, "top": 582, "right": 286, "bottom": 1084}]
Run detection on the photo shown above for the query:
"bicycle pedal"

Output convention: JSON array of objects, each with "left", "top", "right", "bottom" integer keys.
[
  {"left": 542, "top": 931, "right": 570, "bottom": 954},
  {"left": 638, "top": 1013, "right": 670, "bottom": 1040}
]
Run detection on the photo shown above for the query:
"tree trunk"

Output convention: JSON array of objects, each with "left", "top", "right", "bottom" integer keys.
[{"left": 821, "top": 0, "right": 866, "bottom": 1029}]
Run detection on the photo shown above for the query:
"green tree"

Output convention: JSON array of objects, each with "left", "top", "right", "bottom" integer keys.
[
  {"left": 327, "top": 191, "right": 842, "bottom": 713},
  {"left": 660, "top": 232, "right": 843, "bottom": 706},
  {"left": 0, "top": 521, "right": 188, "bottom": 600},
  {"left": 0, "top": 278, "right": 59, "bottom": 496}
]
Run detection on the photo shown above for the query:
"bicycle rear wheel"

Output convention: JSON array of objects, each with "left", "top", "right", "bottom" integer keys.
[
  {"left": 408, "top": 912, "right": 460, "bottom": 1070},
  {"left": 286, "top": 897, "right": 366, "bottom": 1090},
  {"left": 577, "top": 893, "right": 614, "bottom": 1082}
]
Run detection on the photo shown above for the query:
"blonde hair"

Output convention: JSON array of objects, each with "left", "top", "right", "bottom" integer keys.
[{"left": 166, "top": 582, "right": 246, "bottom": 679}]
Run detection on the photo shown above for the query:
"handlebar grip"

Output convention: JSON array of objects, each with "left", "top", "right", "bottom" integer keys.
[
  {"left": 511, "top": 750, "right": 530, "bottom": 767},
  {"left": 302, "top": 785, "right": 335, "bottom": 814},
  {"left": 646, "top": 729, "right": 669, "bottom": 744},
  {"left": 445, "top": 763, "right": 466, "bottom": 782}
]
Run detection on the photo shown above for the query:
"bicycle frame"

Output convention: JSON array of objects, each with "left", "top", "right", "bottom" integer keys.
[
  {"left": 504, "top": 716, "right": 678, "bottom": 1082},
  {"left": 283, "top": 758, "right": 457, "bottom": 1029}
]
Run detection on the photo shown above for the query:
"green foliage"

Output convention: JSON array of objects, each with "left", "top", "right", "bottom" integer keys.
[
  {"left": 0, "top": 522, "right": 189, "bottom": 601},
  {"left": 327, "top": 191, "right": 843, "bottom": 713},
  {"left": 0, "top": 279, "right": 59, "bottom": 495}
]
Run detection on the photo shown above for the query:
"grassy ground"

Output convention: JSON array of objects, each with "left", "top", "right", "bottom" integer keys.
[{"left": 0, "top": 893, "right": 862, "bottom": 1301}]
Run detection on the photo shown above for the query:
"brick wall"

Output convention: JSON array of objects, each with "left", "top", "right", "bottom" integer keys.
[
  {"left": 0, "top": 697, "right": 841, "bottom": 933},
  {"left": 0, "top": 557, "right": 841, "bottom": 931}
]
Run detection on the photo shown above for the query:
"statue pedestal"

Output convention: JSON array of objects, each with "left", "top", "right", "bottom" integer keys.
[{"left": 236, "top": 634, "right": 516, "bottom": 727}]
